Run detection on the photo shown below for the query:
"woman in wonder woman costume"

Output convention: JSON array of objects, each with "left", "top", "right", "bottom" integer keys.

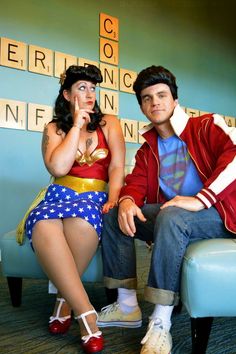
[{"left": 23, "top": 65, "right": 125, "bottom": 353}]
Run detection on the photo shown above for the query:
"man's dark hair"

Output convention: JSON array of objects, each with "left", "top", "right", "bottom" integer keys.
[{"left": 133, "top": 65, "right": 178, "bottom": 105}]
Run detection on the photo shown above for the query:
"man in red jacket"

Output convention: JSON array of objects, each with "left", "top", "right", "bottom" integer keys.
[{"left": 97, "top": 65, "right": 236, "bottom": 354}]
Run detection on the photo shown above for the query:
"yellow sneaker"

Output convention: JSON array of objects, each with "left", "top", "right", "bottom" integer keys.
[{"left": 97, "top": 302, "right": 142, "bottom": 328}]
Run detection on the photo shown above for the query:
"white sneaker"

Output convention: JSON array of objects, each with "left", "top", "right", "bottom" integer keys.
[{"left": 140, "top": 318, "right": 172, "bottom": 354}]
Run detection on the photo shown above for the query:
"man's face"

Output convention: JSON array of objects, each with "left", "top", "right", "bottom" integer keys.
[{"left": 140, "top": 83, "right": 178, "bottom": 126}]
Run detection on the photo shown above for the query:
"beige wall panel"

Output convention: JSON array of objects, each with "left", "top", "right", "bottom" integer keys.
[
  {"left": 120, "top": 118, "right": 138, "bottom": 143},
  {"left": 78, "top": 57, "right": 99, "bottom": 68},
  {"left": 224, "top": 116, "right": 236, "bottom": 127},
  {"left": 100, "top": 13, "right": 119, "bottom": 41},
  {"left": 54, "top": 52, "right": 77, "bottom": 78},
  {"left": 100, "top": 89, "right": 119, "bottom": 115},
  {"left": 100, "top": 38, "right": 118, "bottom": 65},
  {"left": 138, "top": 121, "right": 149, "bottom": 144},
  {"left": 0, "top": 99, "right": 26, "bottom": 129},
  {"left": 186, "top": 107, "right": 200, "bottom": 117},
  {"left": 28, "top": 103, "right": 53, "bottom": 132},
  {"left": 0, "top": 37, "right": 27, "bottom": 70},
  {"left": 28, "top": 45, "right": 53, "bottom": 76},
  {"left": 100, "top": 63, "right": 118, "bottom": 90},
  {"left": 119, "top": 68, "right": 137, "bottom": 94}
]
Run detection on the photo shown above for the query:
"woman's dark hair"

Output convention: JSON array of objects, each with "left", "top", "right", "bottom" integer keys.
[
  {"left": 133, "top": 65, "right": 178, "bottom": 105},
  {"left": 52, "top": 65, "right": 104, "bottom": 134}
]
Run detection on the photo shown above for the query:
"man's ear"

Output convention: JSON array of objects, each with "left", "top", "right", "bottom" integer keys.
[
  {"left": 174, "top": 99, "right": 179, "bottom": 107},
  {"left": 63, "top": 89, "right": 70, "bottom": 102}
]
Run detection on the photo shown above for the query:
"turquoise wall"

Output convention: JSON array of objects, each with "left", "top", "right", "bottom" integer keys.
[{"left": 0, "top": 0, "right": 235, "bottom": 235}]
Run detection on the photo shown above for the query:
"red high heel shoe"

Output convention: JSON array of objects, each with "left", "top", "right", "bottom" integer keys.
[
  {"left": 75, "top": 309, "right": 104, "bottom": 353},
  {"left": 49, "top": 297, "right": 71, "bottom": 334}
]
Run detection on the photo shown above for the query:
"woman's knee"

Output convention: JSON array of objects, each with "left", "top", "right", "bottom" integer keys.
[{"left": 32, "top": 219, "right": 62, "bottom": 239}]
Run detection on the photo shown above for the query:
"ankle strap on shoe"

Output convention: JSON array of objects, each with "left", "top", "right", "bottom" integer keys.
[
  {"left": 55, "top": 297, "right": 66, "bottom": 319},
  {"left": 75, "top": 309, "right": 98, "bottom": 337},
  {"left": 49, "top": 297, "right": 71, "bottom": 323}
]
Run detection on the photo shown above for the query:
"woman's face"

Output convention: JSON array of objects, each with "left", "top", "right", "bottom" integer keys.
[{"left": 63, "top": 80, "right": 97, "bottom": 110}]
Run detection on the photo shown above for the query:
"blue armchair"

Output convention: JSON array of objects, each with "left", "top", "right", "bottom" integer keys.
[{"left": 181, "top": 238, "right": 236, "bottom": 354}]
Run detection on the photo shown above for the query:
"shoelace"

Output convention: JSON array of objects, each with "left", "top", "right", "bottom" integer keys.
[
  {"left": 100, "top": 302, "right": 119, "bottom": 315},
  {"left": 82, "top": 330, "right": 102, "bottom": 343},
  {"left": 141, "top": 318, "right": 163, "bottom": 345}
]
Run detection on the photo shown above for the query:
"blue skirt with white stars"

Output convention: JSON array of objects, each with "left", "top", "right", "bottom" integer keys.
[{"left": 25, "top": 183, "right": 108, "bottom": 244}]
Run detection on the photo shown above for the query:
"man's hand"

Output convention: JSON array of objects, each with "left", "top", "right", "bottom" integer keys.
[
  {"left": 118, "top": 198, "right": 146, "bottom": 237},
  {"left": 160, "top": 195, "right": 205, "bottom": 212}
]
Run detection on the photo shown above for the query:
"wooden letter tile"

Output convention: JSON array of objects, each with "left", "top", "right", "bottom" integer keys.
[
  {"left": 54, "top": 51, "right": 77, "bottom": 77},
  {"left": 119, "top": 68, "right": 137, "bottom": 94},
  {"left": 78, "top": 57, "right": 99, "bottom": 68},
  {"left": 224, "top": 116, "right": 236, "bottom": 127},
  {"left": 120, "top": 118, "right": 138, "bottom": 143},
  {"left": 99, "top": 89, "right": 119, "bottom": 115},
  {"left": 100, "top": 13, "right": 119, "bottom": 41},
  {"left": 186, "top": 107, "right": 200, "bottom": 118},
  {"left": 138, "top": 121, "right": 149, "bottom": 144},
  {"left": 28, "top": 45, "right": 53, "bottom": 76},
  {"left": 100, "top": 37, "right": 118, "bottom": 65},
  {"left": 199, "top": 110, "right": 210, "bottom": 115},
  {"left": 0, "top": 99, "right": 26, "bottom": 130},
  {"left": 27, "top": 103, "right": 53, "bottom": 132},
  {"left": 99, "top": 63, "right": 118, "bottom": 90},
  {"left": 0, "top": 37, "right": 27, "bottom": 70}
]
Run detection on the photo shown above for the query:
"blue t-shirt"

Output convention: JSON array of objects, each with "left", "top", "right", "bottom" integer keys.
[{"left": 158, "top": 135, "right": 203, "bottom": 200}]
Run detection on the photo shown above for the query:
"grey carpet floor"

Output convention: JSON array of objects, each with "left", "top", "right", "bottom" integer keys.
[
  {"left": 1, "top": 242, "right": 236, "bottom": 354},
  {"left": 1, "top": 276, "right": 236, "bottom": 354}
]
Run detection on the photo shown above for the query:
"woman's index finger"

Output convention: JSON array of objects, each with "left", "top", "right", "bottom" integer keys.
[{"left": 74, "top": 96, "right": 79, "bottom": 110}]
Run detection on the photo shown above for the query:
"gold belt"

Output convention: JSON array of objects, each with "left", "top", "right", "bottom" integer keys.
[{"left": 54, "top": 175, "right": 107, "bottom": 194}]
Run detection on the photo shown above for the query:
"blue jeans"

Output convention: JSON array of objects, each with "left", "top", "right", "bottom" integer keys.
[{"left": 102, "top": 204, "right": 234, "bottom": 305}]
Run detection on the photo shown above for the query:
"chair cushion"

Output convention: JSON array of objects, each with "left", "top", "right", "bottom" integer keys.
[
  {"left": 181, "top": 238, "right": 236, "bottom": 317},
  {"left": 0, "top": 230, "right": 103, "bottom": 282},
  {"left": 0, "top": 230, "right": 46, "bottom": 278}
]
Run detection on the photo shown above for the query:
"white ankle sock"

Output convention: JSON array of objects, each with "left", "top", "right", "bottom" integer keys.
[
  {"left": 118, "top": 288, "right": 138, "bottom": 313},
  {"left": 151, "top": 304, "right": 174, "bottom": 331}
]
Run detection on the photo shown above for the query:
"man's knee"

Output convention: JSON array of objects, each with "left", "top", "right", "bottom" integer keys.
[{"left": 157, "top": 206, "right": 186, "bottom": 224}]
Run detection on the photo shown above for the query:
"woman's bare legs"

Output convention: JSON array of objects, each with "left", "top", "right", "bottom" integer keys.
[
  {"left": 63, "top": 217, "right": 99, "bottom": 336},
  {"left": 32, "top": 217, "right": 99, "bottom": 337}
]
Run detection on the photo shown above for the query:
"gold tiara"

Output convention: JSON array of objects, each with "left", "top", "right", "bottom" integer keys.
[{"left": 59, "top": 71, "right": 66, "bottom": 85}]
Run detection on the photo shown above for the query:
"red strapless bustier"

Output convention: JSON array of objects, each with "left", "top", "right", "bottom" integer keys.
[{"left": 68, "top": 126, "right": 111, "bottom": 182}]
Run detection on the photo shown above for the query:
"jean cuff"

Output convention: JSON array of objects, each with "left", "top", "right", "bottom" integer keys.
[
  {"left": 144, "top": 286, "right": 179, "bottom": 305},
  {"left": 104, "top": 276, "right": 137, "bottom": 289}
]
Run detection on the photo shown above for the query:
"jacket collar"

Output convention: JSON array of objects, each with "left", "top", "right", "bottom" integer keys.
[
  {"left": 170, "top": 104, "right": 189, "bottom": 136},
  {"left": 139, "top": 104, "right": 189, "bottom": 145}
]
